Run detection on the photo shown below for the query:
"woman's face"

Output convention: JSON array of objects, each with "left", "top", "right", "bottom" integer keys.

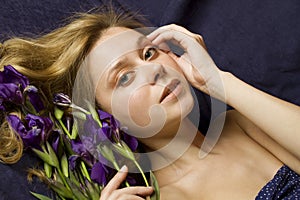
[{"left": 86, "top": 27, "right": 194, "bottom": 139}]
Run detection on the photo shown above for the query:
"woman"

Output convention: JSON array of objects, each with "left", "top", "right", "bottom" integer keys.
[{"left": 1, "top": 9, "right": 299, "bottom": 199}]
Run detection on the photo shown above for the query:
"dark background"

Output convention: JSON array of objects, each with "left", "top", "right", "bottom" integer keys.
[{"left": 0, "top": 0, "right": 299, "bottom": 199}]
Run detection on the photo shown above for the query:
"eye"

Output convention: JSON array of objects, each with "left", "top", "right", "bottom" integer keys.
[
  {"left": 117, "top": 71, "right": 135, "bottom": 87},
  {"left": 144, "top": 47, "right": 157, "bottom": 60}
]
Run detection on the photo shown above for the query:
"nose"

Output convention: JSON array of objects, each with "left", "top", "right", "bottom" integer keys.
[{"left": 150, "top": 63, "right": 165, "bottom": 85}]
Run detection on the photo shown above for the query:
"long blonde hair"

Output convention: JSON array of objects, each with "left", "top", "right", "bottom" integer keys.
[{"left": 0, "top": 7, "right": 145, "bottom": 164}]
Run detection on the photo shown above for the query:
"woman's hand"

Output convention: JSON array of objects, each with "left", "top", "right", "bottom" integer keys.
[
  {"left": 99, "top": 165, "right": 153, "bottom": 200},
  {"left": 147, "top": 24, "right": 226, "bottom": 101}
]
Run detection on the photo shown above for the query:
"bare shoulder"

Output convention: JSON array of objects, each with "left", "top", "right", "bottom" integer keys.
[
  {"left": 160, "top": 185, "right": 186, "bottom": 200},
  {"left": 225, "top": 110, "right": 300, "bottom": 173},
  {"left": 224, "top": 109, "right": 260, "bottom": 132}
]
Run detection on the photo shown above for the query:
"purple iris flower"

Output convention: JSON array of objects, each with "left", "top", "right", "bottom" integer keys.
[
  {"left": 98, "top": 110, "right": 120, "bottom": 130},
  {"left": 98, "top": 110, "right": 139, "bottom": 151},
  {"left": 69, "top": 155, "right": 80, "bottom": 171},
  {"left": 84, "top": 114, "right": 110, "bottom": 142},
  {"left": 91, "top": 156, "right": 110, "bottom": 185},
  {"left": 0, "top": 65, "right": 45, "bottom": 112},
  {"left": 0, "top": 83, "right": 23, "bottom": 106},
  {"left": 25, "top": 85, "right": 45, "bottom": 112},
  {"left": 0, "top": 99, "right": 3, "bottom": 110},
  {"left": 97, "top": 110, "right": 112, "bottom": 121},
  {"left": 0, "top": 65, "right": 29, "bottom": 108},
  {"left": 6, "top": 114, "right": 53, "bottom": 149},
  {"left": 53, "top": 93, "right": 72, "bottom": 107},
  {"left": 0, "top": 65, "right": 29, "bottom": 89},
  {"left": 122, "top": 132, "right": 138, "bottom": 152},
  {"left": 25, "top": 114, "right": 53, "bottom": 142},
  {"left": 48, "top": 129, "right": 61, "bottom": 154},
  {"left": 71, "top": 139, "right": 95, "bottom": 165},
  {"left": 126, "top": 175, "right": 137, "bottom": 186}
]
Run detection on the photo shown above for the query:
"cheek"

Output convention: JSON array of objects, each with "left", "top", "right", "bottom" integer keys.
[
  {"left": 128, "top": 88, "right": 152, "bottom": 126},
  {"left": 108, "top": 86, "right": 154, "bottom": 128},
  {"left": 95, "top": 90, "right": 112, "bottom": 113}
]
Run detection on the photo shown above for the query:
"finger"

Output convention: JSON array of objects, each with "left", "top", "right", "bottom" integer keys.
[
  {"left": 167, "top": 51, "right": 179, "bottom": 61},
  {"left": 157, "top": 42, "right": 170, "bottom": 52},
  {"left": 153, "top": 29, "right": 210, "bottom": 65},
  {"left": 107, "top": 187, "right": 153, "bottom": 200},
  {"left": 147, "top": 25, "right": 179, "bottom": 41},
  {"left": 195, "top": 35, "right": 207, "bottom": 50},
  {"left": 109, "top": 194, "right": 145, "bottom": 200},
  {"left": 101, "top": 165, "right": 128, "bottom": 197},
  {"left": 118, "top": 186, "right": 153, "bottom": 196},
  {"left": 147, "top": 24, "right": 195, "bottom": 41},
  {"left": 150, "top": 30, "right": 194, "bottom": 52}
]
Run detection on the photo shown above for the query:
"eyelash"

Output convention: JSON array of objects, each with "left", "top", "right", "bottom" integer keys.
[
  {"left": 144, "top": 46, "right": 158, "bottom": 60},
  {"left": 116, "top": 46, "right": 158, "bottom": 87},
  {"left": 117, "top": 70, "right": 135, "bottom": 87}
]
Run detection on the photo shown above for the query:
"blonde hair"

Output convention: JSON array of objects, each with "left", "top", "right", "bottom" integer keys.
[{"left": 0, "top": 7, "right": 145, "bottom": 164}]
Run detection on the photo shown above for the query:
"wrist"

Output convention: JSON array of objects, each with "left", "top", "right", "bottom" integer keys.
[{"left": 219, "top": 71, "right": 234, "bottom": 104}]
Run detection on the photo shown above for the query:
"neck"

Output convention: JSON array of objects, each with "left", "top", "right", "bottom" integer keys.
[{"left": 144, "top": 118, "right": 205, "bottom": 173}]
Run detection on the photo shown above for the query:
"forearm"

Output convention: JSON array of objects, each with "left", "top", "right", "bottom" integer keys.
[{"left": 222, "top": 72, "right": 300, "bottom": 158}]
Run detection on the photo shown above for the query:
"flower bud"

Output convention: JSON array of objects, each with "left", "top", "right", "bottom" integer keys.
[
  {"left": 54, "top": 107, "right": 64, "bottom": 120},
  {"left": 53, "top": 93, "right": 72, "bottom": 107}
]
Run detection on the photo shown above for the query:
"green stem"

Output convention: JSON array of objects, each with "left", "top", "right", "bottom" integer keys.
[
  {"left": 80, "top": 161, "right": 91, "bottom": 182},
  {"left": 58, "top": 119, "right": 72, "bottom": 138},
  {"left": 95, "top": 118, "right": 102, "bottom": 129},
  {"left": 133, "top": 160, "right": 149, "bottom": 187},
  {"left": 112, "top": 161, "right": 130, "bottom": 187},
  {"left": 57, "top": 168, "right": 71, "bottom": 191},
  {"left": 71, "top": 104, "right": 90, "bottom": 114}
]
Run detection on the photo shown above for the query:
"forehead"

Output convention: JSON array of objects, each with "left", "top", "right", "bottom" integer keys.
[{"left": 86, "top": 27, "right": 147, "bottom": 83}]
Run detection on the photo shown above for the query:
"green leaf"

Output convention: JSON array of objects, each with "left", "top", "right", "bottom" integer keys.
[
  {"left": 66, "top": 178, "right": 89, "bottom": 200},
  {"left": 150, "top": 171, "right": 160, "bottom": 200},
  {"left": 99, "top": 145, "right": 115, "bottom": 163},
  {"left": 44, "top": 162, "right": 52, "bottom": 178},
  {"left": 49, "top": 181, "right": 73, "bottom": 198},
  {"left": 72, "top": 111, "right": 87, "bottom": 120},
  {"left": 46, "top": 142, "right": 59, "bottom": 168},
  {"left": 32, "top": 148, "right": 54, "bottom": 166},
  {"left": 80, "top": 161, "right": 91, "bottom": 182},
  {"left": 112, "top": 142, "right": 135, "bottom": 161},
  {"left": 23, "top": 98, "right": 38, "bottom": 115},
  {"left": 86, "top": 100, "right": 102, "bottom": 127},
  {"left": 61, "top": 134, "right": 74, "bottom": 155},
  {"left": 71, "top": 119, "right": 78, "bottom": 139},
  {"left": 69, "top": 170, "right": 81, "bottom": 188},
  {"left": 30, "top": 192, "right": 52, "bottom": 200},
  {"left": 61, "top": 153, "right": 69, "bottom": 177},
  {"left": 85, "top": 180, "right": 100, "bottom": 200}
]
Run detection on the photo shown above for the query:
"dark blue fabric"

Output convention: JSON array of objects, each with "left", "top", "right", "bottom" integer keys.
[
  {"left": 0, "top": 152, "right": 55, "bottom": 200},
  {"left": 1, "top": 0, "right": 300, "bottom": 199},
  {"left": 256, "top": 165, "right": 300, "bottom": 199}
]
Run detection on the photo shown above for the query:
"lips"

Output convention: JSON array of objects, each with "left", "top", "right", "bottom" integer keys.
[{"left": 159, "top": 79, "right": 181, "bottom": 103}]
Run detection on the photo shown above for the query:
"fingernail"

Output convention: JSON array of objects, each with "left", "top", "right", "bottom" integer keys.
[{"left": 120, "top": 165, "right": 127, "bottom": 172}]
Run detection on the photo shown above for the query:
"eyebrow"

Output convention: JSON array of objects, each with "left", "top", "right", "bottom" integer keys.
[
  {"left": 106, "top": 35, "right": 148, "bottom": 85},
  {"left": 106, "top": 58, "right": 128, "bottom": 85}
]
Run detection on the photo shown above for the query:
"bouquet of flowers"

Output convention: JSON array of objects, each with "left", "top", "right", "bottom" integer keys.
[{"left": 0, "top": 65, "right": 160, "bottom": 200}]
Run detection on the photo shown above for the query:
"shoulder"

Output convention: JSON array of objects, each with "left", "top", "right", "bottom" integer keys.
[
  {"left": 223, "top": 109, "right": 257, "bottom": 132},
  {"left": 225, "top": 110, "right": 300, "bottom": 174},
  {"left": 160, "top": 185, "right": 186, "bottom": 200}
]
